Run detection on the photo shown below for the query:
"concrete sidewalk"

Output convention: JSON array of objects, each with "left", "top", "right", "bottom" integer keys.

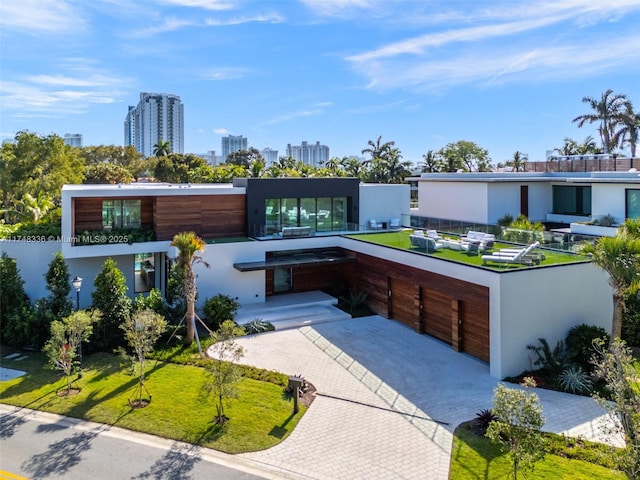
[{"left": 231, "top": 316, "right": 615, "bottom": 480}]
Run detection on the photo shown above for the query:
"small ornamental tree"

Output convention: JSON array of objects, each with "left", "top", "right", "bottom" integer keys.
[
  {"left": 204, "top": 320, "right": 246, "bottom": 425},
  {"left": 45, "top": 252, "right": 73, "bottom": 317},
  {"left": 43, "top": 310, "right": 99, "bottom": 395},
  {"left": 486, "top": 378, "right": 546, "bottom": 480},
  {"left": 91, "top": 258, "right": 131, "bottom": 351},
  {"left": 120, "top": 309, "right": 167, "bottom": 407},
  {"left": 592, "top": 338, "right": 640, "bottom": 478},
  {"left": 0, "top": 253, "right": 32, "bottom": 347}
]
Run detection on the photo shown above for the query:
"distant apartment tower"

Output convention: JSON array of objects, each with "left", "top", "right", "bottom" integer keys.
[
  {"left": 124, "top": 92, "right": 184, "bottom": 157},
  {"left": 261, "top": 147, "right": 279, "bottom": 164},
  {"left": 286, "top": 141, "right": 329, "bottom": 166},
  {"left": 222, "top": 135, "right": 247, "bottom": 162},
  {"left": 63, "top": 133, "right": 83, "bottom": 147}
]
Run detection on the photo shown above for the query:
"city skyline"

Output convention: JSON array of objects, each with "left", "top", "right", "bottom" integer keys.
[{"left": 1, "top": 1, "right": 639, "bottom": 165}]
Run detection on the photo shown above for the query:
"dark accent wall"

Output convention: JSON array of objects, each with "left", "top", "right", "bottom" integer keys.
[{"left": 236, "top": 177, "right": 360, "bottom": 233}]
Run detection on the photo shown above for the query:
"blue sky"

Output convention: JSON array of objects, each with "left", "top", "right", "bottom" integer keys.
[{"left": 1, "top": 0, "right": 639, "bottom": 165}]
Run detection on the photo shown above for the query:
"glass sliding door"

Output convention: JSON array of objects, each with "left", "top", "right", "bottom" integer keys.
[
  {"left": 300, "top": 197, "right": 317, "bottom": 229},
  {"left": 317, "top": 197, "right": 332, "bottom": 231}
]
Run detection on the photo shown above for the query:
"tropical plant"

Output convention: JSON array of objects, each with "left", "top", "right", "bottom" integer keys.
[
  {"left": 526, "top": 338, "right": 567, "bottom": 376},
  {"left": 153, "top": 139, "right": 171, "bottom": 157},
  {"left": 486, "top": 378, "right": 546, "bottom": 480},
  {"left": 203, "top": 320, "right": 246, "bottom": 425},
  {"left": 361, "top": 135, "right": 395, "bottom": 163},
  {"left": 243, "top": 319, "right": 275, "bottom": 335},
  {"left": 497, "top": 213, "right": 514, "bottom": 227},
  {"left": 591, "top": 338, "right": 640, "bottom": 478},
  {"left": 171, "top": 232, "right": 209, "bottom": 345},
  {"left": 44, "top": 252, "right": 73, "bottom": 318},
  {"left": 502, "top": 215, "right": 544, "bottom": 244},
  {"left": 419, "top": 150, "right": 439, "bottom": 173},
  {"left": 338, "top": 289, "right": 371, "bottom": 317},
  {"left": 202, "top": 294, "right": 240, "bottom": 331},
  {"left": 573, "top": 89, "right": 629, "bottom": 154},
  {"left": 614, "top": 101, "right": 640, "bottom": 158},
  {"left": 43, "top": 310, "right": 99, "bottom": 394},
  {"left": 475, "top": 408, "right": 497, "bottom": 435},
  {"left": 506, "top": 151, "right": 527, "bottom": 172},
  {"left": 565, "top": 323, "right": 609, "bottom": 371},
  {"left": 557, "top": 366, "right": 592, "bottom": 394},
  {"left": 582, "top": 234, "right": 640, "bottom": 341},
  {"left": 120, "top": 309, "right": 167, "bottom": 406}
]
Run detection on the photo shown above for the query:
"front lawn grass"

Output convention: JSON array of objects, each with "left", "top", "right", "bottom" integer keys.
[
  {"left": 348, "top": 231, "right": 588, "bottom": 269},
  {"left": 450, "top": 424, "right": 625, "bottom": 479},
  {"left": 0, "top": 350, "right": 304, "bottom": 453}
]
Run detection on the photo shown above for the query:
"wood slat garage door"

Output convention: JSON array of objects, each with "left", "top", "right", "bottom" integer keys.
[
  {"left": 421, "top": 288, "right": 452, "bottom": 345},
  {"left": 390, "top": 278, "right": 418, "bottom": 330},
  {"left": 460, "top": 300, "right": 490, "bottom": 362}
]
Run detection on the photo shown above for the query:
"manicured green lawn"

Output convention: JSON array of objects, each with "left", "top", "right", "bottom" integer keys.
[
  {"left": 348, "top": 231, "right": 588, "bottom": 270},
  {"left": 0, "top": 350, "right": 305, "bottom": 453},
  {"left": 450, "top": 424, "right": 625, "bottom": 479}
]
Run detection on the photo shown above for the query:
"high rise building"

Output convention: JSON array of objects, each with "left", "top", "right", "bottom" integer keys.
[
  {"left": 260, "top": 147, "right": 279, "bottom": 165},
  {"left": 286, "top": 141, "right": 329, "bottom": 166},
  {"left": 124, "top": 92, "right": 184, "bottom": 157},
  {"left": 222, "top": 135, "right": 248, "bottom": 162},
  {"left": 63, "top": 133, "right": 83, "bottom": 147}
]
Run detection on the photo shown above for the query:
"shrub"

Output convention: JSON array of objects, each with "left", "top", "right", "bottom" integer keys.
[
  {"left": 565, "top": 323, "right": 609, "bottom": 372},
  {"left": 526, "top": 338, "right": 568, "bottom": 376},
  {"left": 558, "top": 366, "right": 593, "bottom": 394},
  {"left": 475, "top": 408, "right": 497, "bottom": 435},
  {"left": 244, "top": 319, "right": 275, "bottom": 335},
  {"left": 595, "top": 214, "right": 616, "bottom": 227},
  {"left": 202, "top": 294, "right": 240, "bottom": 331},
  {"left": 497, "top": 213, "right": 514, "bottom": 227}
]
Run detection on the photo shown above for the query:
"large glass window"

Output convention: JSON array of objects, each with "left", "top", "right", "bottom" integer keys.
[
  {"left": 266, "top": 196, "right": 348, "bottom": 233},
  {"left": 102, "top": 199, "right": 142, "bottom": 229},
  {"left": 135, "top": 253, "right": 155, "bottom": 293},
  {"left": 627, "top": 189, "right": 640, "bottom": 219},
  {"left": 552, "top": 186, "right": 591, "bottom": 216}
]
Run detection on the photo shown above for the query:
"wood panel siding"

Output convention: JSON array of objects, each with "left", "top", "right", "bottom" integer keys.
[
  {"left": 291, "top": 263, "right": 356, "bottom": 294},
  {"left": 73, "top": 197, "right": 153, "bottom": 233},
  {"left": 390, "top": 278, "right": 419, "bottom": 330},
  {"left": 154, "top": 194, "right": 246, "bottom": 240},
  {"left": 354, "top": 251, "right": 490, "bottom": 363}
]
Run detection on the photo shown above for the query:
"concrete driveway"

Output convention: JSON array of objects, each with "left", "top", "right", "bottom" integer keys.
[{"left": 231, "top": 316, "right": 615, "bottom": 480}]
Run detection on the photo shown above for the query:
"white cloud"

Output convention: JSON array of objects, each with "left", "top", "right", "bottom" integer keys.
[
  {"left": 300, "top": 0, "right": 375, "bottom": 17},
  {"left": 0, "top": 0, "right": 79, "bottom": 34},
  {"left": 158, "top": 0, "right": 237, "bottom": 9},
  {"left": 202, "top": 67, "right": 250, "bottom": 80},
  {"left": 214, "top": 128, "right": 229, "bottom": 134}
]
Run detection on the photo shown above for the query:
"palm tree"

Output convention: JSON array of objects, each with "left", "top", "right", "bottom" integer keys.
[
  {"left": 582, "top": 225, "right": 640, "bottom": 341},
  {"left": 153, "top": 140, "right": 171, "bottom": 157},
  {"left": 553, "top": 137, "right": 580, "bottom": 156},
  {"left": 171, "top": 232, "right": 209, "bottom": 346},
  {"left": 506, "top": 151, "right": 527, "bottom": 172},
  {"left": 361, "top": 136, "right": 395, "bottom": 163},
  {"left": 573, "top": 89, "right": 629, "bottom": 154},
  {"left": 614, "top": 101, "right": 640, "bottom": 158},
  {"left": 419, "top": 150, "right": 439, "bottom": 173}
]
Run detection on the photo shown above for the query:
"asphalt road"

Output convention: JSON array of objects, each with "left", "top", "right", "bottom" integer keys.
[{"left": 0, "top": 406, "right": 280, "bottom": 480}]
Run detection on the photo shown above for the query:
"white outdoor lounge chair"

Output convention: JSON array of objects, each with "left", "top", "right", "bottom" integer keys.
[{"left": 481, "top": 241, "right": 540, "bottom": 266}]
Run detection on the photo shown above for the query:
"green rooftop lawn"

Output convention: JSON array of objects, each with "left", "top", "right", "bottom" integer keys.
[
  {"left": 346, "top": 230, "right": 589, "bottom": 270},
  {"left": 0, "top": 349, "right": 304, "bottom": 454}
]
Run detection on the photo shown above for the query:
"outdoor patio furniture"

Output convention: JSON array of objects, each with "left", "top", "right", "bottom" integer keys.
[
  {"left": 369, "top": 219, "right": 384, "bottom": 230},
  {"left": 410, "top": 234, "right": 443, "bottom": 253},
  {"left": 280, "top": 226, "right": 313, "bottom": 238},
  {"left": 481, "top": 241, "right": 540, "bottom": 266},
  {"left": 389, "top": 218, "right": 401, "bottom": 230},
  {"left": 440, "top": 238, "right": 469, "bottom": 251},
  {"left": 426, "top": 229, "right": 442, "bottom": 240}
]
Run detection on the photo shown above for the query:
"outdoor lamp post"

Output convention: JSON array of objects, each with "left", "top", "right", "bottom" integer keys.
[
  {"left": 72, "top": 276, "right": 83, "bottom": 377},
  {"left": 72, "top": 276, "right": 82, "bottom": 310}
]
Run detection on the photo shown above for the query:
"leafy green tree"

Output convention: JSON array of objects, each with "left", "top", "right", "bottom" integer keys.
[
  {"left": 84, "top": 163, "right": 135, "bottom": 184},
  {"left": 226, "top": 148, "right": 263, "bottom": 169},
  {"left": 573, "top": 89, "right": 629, "bottom": 154},
  {"left": 203, "top": 320, "right": 246, "bottom": 424},
  {"left": 171, "top": 232, "right": 209, "bottom": 345},
  {"left": 153, "top": 139, "right": 171, "bottom": 157},
  {"left": 486, "top": 378, "right": 546, "bottom": 480},
  {"left": 44, "top": 310, "right": 99, "bottom": 394},
  {"left": 419, "top": 150, "right": 439, "bottom": 173},
  {"left": 120, "top": 309, "right": 167, "bottom": 406},
  {"left": 79, "top": 145, "right": 145, "bottom": 178},
  {"left": 615, "top": 101, "right": 640, "bottom": 158},
  {"left": 436, "top": 140, "right": 492, "bottom": 172},
  {"left": 91, "top": 258, "right": 131, "bottom": 351},
  {"left": 152, "top": 153, "right": 206, "bottom": 183},
  {"left": 591, "top": 338, "right": 640, "bottom": 478},
  {"left": 582, "top": 232, "right": 640, "bottom": 341},
  {"left": 0, "top": 253, "right": 32, "bottom": 346},
  {"left": 45, "top": 252, "right": 73, "bottom": 317}
]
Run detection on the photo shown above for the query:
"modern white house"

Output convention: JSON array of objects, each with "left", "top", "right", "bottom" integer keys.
[{"left": 1, "top": 176, "right": 613, "bottom": 379}]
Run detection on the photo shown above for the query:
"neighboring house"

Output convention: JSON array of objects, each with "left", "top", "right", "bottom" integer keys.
[
  {"left": 413, "top": 171, "right": 640, "bottom": 232},
  {"left": 0, "top": 176, "right": 611, "bottom": 379}
]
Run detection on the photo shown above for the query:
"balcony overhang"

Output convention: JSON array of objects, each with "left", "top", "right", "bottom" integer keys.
[{"left": 234, "top": 249, "right": 356, "bottom": 272}]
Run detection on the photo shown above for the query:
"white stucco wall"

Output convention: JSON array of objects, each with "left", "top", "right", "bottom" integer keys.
[
  {"left": 493, "top": 263, "right": 611, "bottom": 378},
  {"left": 526, "top": 183, "right": 553, "bottom": 222},
  {"left": 417, "top": 181, "right": 489, "bottom": 223},
  {"left": 487, "top": 184, "right": 521, "bottom": 224},
  {"left": 358, "top": 183, "right": 411, "bottom": 227},
  {"left": 591, "top": 183, "right": 633, "bottom": 223}
]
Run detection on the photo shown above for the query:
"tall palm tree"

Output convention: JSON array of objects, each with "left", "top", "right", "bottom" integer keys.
[
  {"left": 553, "top": 137, "right": 580, "bottom": 156},
  {"left": 614, "top": 101, "right": 640, "bottom": 158},
  {"left": 419, "top": 150, "right": 439, "bottom": 173},
  {"left": 361, "top": 136, "right": 395, "bottom": 163},
  {"left": 582, "top": 225, "right": 640, "bottom": 342},
  {"left": 171, "top": 231, "right": 209, "bottom": 346},
  {"left": 506, "top": 151, "right": 527, "bottom": 172},
  {"left": 153, "top": 140, "right": 172, "bottom": 157},
  {"left": 573, "top": 89, "right": 629, "bottom": 154}
]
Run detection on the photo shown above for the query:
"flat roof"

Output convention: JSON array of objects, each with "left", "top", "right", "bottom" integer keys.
[
  {"left": 411, "top": 171, "right": 640, "bottom": 184},
  {"left": 234, "top": 249, "right": 356, "bottom": 272},
  {"left": 62, "top": 182, "right": 244, "bottom": 196}
]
